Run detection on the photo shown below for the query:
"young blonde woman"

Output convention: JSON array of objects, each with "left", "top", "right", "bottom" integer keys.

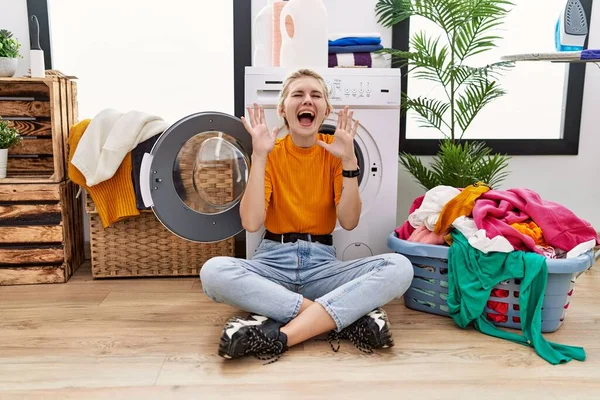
[{"left": 200, "top": 68, "right": 413, "bottom": 363}]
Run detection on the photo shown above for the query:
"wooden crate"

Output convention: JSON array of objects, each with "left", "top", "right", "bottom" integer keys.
[
  {"left": 85, "top": 193, "right": 235, "bottom": 278},
  {"left": 0, "top": 180, "right": 85, "bottom": 285},
  {"left": 0, "top": 71, "right": 77, "bottom": 183}
]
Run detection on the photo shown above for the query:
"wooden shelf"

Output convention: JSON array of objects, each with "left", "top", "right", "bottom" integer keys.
[
  {"left": 0, "top": 174, "right": 55, "bottom": 184},
  {"left": 0, "top": 72, "right": 78, "bottom": 184}
]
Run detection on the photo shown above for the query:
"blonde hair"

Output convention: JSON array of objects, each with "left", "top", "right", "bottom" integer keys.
[{"left": 277, "top": 69, "right": 332, "bottom": 128}]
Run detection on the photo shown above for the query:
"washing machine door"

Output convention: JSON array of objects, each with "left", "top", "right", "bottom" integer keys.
[{"left": 139, "top": 111, "right": 251, "bottom": 243}]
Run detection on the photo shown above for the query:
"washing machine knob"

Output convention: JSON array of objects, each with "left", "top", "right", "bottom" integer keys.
[{"left": 326, "top": 80, "right": 335, "bottom": 97}]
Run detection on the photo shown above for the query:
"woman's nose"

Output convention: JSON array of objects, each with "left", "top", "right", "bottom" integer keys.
[{"left": 302, "top": 96, "right": 313, "bottom": 105}]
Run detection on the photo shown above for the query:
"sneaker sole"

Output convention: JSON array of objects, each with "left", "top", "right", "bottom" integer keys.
[
  {"left": 379, "top": 321, "right": 395, "bottom": 348},
  {"left": 218, "top": 315, "right": 268, "bottom": 359},
  {"left": 369, "top": 309, "right": 395, "bottom": 349}
]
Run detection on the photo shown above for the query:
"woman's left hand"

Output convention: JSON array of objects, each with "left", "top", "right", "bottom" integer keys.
[{"left": 317, "top": 106, "right": 358, "bottom": 163}]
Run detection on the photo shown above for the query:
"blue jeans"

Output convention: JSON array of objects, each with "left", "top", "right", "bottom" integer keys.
[{"left": 200, "top": 238, "right": 414, "bottom": 331}]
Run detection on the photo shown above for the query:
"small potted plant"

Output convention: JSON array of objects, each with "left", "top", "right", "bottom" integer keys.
[
  {"left": 0, "top": 117, "right": 22, "bottom": 178},
  {"left": 0, "top": 29, "right": 22, "bottom": 77}
]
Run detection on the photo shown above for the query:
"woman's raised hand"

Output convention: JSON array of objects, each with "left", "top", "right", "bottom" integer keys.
[
  {"left": 317, "top": 106, "right": 358, "bottom": 163},
  {"left": 241, "top": 103, "right": 279, "bottom": 159}
]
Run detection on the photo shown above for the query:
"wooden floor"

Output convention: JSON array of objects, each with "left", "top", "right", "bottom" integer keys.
[{"left": 1, "top": 260, "right": 600, "bottom": 400}]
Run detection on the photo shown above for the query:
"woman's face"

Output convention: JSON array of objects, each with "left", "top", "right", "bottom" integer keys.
[{"left": 280, "top": 76, "right": 330, "bottom": 137}]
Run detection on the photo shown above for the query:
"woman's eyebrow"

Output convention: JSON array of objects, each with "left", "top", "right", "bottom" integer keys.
[{"left": 291, "top": 88, "right": 323, "bottom": 94}]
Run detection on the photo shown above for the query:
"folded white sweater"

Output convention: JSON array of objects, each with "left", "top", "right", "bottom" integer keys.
[{"left": 71, "top": 108, "right": 169, "bottom": 187}]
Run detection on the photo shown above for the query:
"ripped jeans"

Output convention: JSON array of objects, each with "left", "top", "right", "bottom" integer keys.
[{"left": 200, "top": 238, "right": 414, "bottom": 331}]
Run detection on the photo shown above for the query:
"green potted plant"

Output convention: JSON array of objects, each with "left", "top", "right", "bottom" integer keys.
[
  {"left": 375, "top": 0, "right": 514, "bottom": 190},
  {"left": 0, "top": 29, "right": 22, "bottom": 77},
  {"left": 0, "top": 117, "right": 22, "bottom": 178}
]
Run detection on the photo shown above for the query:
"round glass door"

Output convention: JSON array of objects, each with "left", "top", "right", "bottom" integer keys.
[
  {"left": 173, "top": 132, "right": 248, "bottom": 215},
  {"left": 146, "top": 112, "right": 252, "bottom": 243}
]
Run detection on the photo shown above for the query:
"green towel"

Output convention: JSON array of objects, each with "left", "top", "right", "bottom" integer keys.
[{"left": 447, "top": 230, "right": 585, "bottom": 364}]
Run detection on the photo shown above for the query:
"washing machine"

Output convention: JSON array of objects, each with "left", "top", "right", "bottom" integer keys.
[
  {"left": 244, "top": 66, "right": 401, "bottom": 260},
  {"left": 138, "top": 66, "right": 400, "bottom": 261}
]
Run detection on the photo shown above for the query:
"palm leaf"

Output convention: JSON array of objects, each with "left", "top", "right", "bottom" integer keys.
[
  {"left": 474, "top": 151, "right": 511, "bottom": 188},
  {"left": 454, "top": 0, "right": 513, "bottom": 60},
  {"left": 404, "top": 95, "right": 451, "bottom": 133},
  {"left": 399, "top": 152, "right": 440, "bottom": 190},
  {"left": 375, "top": 0, "right": 465, "bottom": 32},
  {"left": 455, "top": 80, "right": 506, "bottom": 136},
  {"left": 450, "top": 61, "right": 514, "bottom": 89}
]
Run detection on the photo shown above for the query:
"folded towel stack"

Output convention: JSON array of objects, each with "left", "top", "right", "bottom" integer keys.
[{"left": 327, "top": 32, "right": 390, "bottom": 68}]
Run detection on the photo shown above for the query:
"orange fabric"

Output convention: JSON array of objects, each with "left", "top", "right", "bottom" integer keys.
[
  {"left": 264, "top": 133, "right": 342, "bottom": 235},
  {"left": 68, "top": 119, "right": 140, "bottom": 228},
  {"left": 510, "top": 220, "right": 548, "bottom": 246},
  {"left": 434, "top": 182, "right": 491, "bottom": 234}
]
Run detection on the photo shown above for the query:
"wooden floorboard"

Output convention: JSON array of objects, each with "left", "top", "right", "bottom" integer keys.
[{"left": 0, "top": 261, "right": 599, "bottom": 399}]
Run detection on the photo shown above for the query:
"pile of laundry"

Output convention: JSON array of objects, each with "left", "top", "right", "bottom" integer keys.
[
  {"left": 327, "top": 33, "right": 391, "bottom": 68},
  {"left": 394, "top": 182, "right": 599, "bottom": 365},
  {"left": 68, "top": 109, "right": 168, "bottom": 228},
  {"left": 395, "top": 182, "right": 598, "bottom": 259}
]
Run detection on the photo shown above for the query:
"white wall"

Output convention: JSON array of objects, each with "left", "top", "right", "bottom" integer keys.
[
  {"left": 48, "top": 0, "right": 234, "bottom": 124},
  {"left": 397, "top": 1, "right": 600, "bottom": 230},
  {"left": 0, "top": 0, "right": 31, "bottom": 77}
]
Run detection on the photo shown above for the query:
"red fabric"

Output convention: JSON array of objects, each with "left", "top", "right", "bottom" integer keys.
[
  {"left": 490, "top": 288, "right": 509, "bottom": 298},
  {"left": 487, "top": 313, "right": 508, "bottom": 323},
  {"left": 487, "top": 300, "right": 508, "bottom": 315},
  {"left": 394, "top": 195, "right": 425, "bottom": 239},
  {"left": 472, "top": 188, "right": 600, "bottom": 253}
]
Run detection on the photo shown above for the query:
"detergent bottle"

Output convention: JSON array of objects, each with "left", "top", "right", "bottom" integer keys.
[
  {"left": 278, "top": 0, "right": 328, "bottom": 69},
  {"left": 252, "top": 0, "right": 275, "bottom": 66}
]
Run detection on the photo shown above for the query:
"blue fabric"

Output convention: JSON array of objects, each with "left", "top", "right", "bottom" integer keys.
[
  {"left": 200, "top": 238, "right": 414, "bottom": 331},
  {"left": 328, "top": 44, "right": 383, "bottom": 54},
  {"left": 328, "top": 37, "right": 381, "bottom": 46},
  {"left": 581, "top": 49, "right": 600, "bottom": 60}
]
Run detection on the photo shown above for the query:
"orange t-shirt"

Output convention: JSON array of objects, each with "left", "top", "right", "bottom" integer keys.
[{"left": 263, "top": 133, "right": 343, "bottom": 235}]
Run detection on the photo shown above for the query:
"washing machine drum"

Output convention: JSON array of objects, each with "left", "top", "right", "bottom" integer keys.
[{"left": 139, "top": 112, "right": 252, "bottom": 243}]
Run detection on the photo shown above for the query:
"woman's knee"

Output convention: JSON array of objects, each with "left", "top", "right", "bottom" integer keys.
[
  {"left": 199, "top": 256, "right": 234, "bottom": 299},
  {"left": 382, "top": 253, "right": 414, "bottom": 298}
]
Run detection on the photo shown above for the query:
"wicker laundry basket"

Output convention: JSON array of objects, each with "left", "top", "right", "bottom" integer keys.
[
  {"left": 387, "top": 232, "right": 598, "bottom": 333},
  {"left": 85, "top": 156, "right": 236, "bottom": 278}
]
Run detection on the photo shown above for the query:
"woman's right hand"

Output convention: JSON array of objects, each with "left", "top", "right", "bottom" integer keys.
[{"left": 241, "top": 103, "right": 279, "bottom": 159}]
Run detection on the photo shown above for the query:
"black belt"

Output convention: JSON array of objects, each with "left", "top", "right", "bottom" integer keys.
[{"left": 264, "top": 230, "right": 333, "bottom": 246}]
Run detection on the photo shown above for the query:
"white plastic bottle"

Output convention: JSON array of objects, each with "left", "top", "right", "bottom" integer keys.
[
  {"left": 252, "top": 1, "right": 274, "bottom": 67},
  {"left": 279, "top": 0, "right": 328, "bottom": 69}
]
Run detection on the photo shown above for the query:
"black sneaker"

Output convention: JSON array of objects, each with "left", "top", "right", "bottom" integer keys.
[
  {"left": 218, "top": 314, "right": 288, "bottom": 364},
  {"left": 324, "top": 308, "right": 394, "bottom": 353}
]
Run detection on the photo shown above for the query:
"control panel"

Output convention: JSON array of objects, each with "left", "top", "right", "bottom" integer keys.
[{"left": 245, "top": 67, "right": 401, "bottom": 108}]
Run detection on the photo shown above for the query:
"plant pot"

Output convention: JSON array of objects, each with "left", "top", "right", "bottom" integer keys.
[
  {"left": 0, "top": 57, "right": 17, "bottom": 77},
  {"left": 0, "top": 148, "right": 7, "bottom": 178}
]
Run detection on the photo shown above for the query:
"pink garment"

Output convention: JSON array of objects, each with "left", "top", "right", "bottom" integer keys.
[
  {"left": 472, "top": 188, "right": 599, "bottom": 253},
  {"left": 407, "top": 225, "right": 447, "bottom": 245},
  {"left": 394, "top": 195, "right": 424, "bottom": 239}
]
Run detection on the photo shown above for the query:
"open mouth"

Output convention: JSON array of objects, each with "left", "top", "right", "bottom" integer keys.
[{"left": 297, "top": 111, "right": 315, "bottom": 127}]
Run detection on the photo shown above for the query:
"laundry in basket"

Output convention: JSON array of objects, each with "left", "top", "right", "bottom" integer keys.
[{"left": 388, "top": 183, "right": 600, "bottom": 364}]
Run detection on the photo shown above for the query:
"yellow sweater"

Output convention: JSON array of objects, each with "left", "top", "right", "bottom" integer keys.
[
  {"left": 68, "top": 119, "right": 139, "bottom": 227},
  {"left": 264, "top": 133, "right": 343, "bottom": 235}
]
